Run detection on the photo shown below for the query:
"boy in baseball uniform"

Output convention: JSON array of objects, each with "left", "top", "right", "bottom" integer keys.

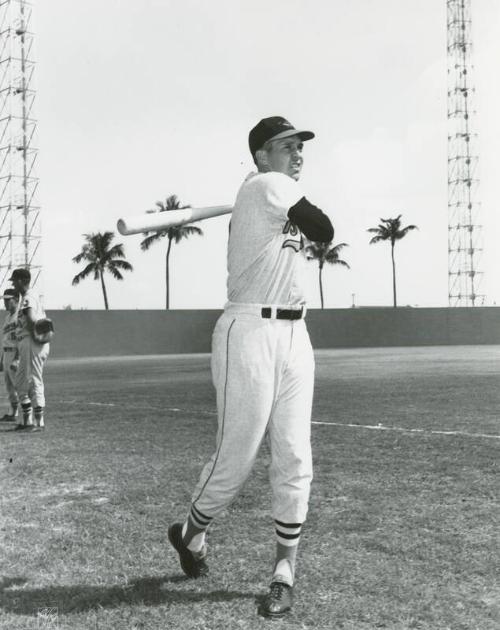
[
  {"left": 168, "top": 116, "right": 333, "bottom": 617},
  {"left": 10, "top": 268, "right": 50, "bottom": 432},
  {"left": 0, "top": 288, "right": 20, "bottom": 423}
]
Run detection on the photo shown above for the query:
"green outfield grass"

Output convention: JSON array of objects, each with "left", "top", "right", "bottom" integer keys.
[{"left": 0, "top": 346, "right": 499, "bottom": 630}]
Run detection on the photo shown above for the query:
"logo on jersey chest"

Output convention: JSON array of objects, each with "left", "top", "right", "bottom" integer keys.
[{"left": 282, "top": 220, "right": 303, "bottom": 252}]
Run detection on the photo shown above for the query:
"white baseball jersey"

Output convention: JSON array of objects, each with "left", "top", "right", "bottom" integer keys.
[
  {"left": 15, "top": 289, "right": 49, "bottom": 410},
  {"left": 2, "top": 311, "right": 18, "bottom": 350},
  {"left": 16, "top": 289, "right": 45, "bottom": 342},
  {"left": 2, "top": 311, "right": 19, "bottom": 409},
  {"left": 2, "top": 310, "right": 19, "bottom": 408},
  {"left": 227, "top": 171, "right": 306, "bottom": 306}
]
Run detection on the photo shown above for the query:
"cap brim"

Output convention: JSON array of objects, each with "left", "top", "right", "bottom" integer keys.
[{"left": 268, "top": 128, "right": 315, "bottom": 144}]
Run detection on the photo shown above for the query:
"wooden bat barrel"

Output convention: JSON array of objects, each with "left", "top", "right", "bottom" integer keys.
[{"left": 117, "top": 205, "right": 233, "bottom": 236}]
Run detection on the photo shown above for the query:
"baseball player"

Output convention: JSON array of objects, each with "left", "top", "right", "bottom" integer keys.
[
  {"left": 0, "top": 288, "right": 20, "bottom": 423},
  {"left": 9, "top": 268, "right": 50, "bottom": 432},
  {"left": 168, "top": 116, "right": 333, "bottom": 617}
]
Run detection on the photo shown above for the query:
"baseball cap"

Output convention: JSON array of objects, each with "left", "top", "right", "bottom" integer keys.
[
  {"left": 8, "top": 267, "right": 31, "bottom": 283},
  {"left": 1, "top": 288, "right": 17, "bottom": 299},
  {"left": 248, "top": 116, "right": 315, "bottom": 157}
]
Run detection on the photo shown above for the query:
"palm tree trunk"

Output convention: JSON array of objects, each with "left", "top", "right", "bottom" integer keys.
[
  {"left": 319, "top": 263, "right": 324, "bottom": 309},
  {"left": 166, "top": 237, "right": 172, "bottom": 310},
  {"left": 99, "top": 269, "right": 109, "bottom": 310},
  {"left": 391, "top": 243, "right": 397, "bottom": 308}
]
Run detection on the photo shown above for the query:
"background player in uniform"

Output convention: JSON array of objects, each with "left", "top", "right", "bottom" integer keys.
[
  {"left": 10, "top": 268, "right": 50, "bottom": 432},
  {"left": 168, "top": 116, "right": 333, "bottom": 617},
  {"left": 0, "top": 288, "right": 20, "bottom": 423}
]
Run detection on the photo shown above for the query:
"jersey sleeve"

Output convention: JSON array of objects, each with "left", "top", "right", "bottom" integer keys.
[
  {"left": 20, "top": 290, "right": 39, "bottom": 314},
  {"left": 20, "top": 293, "right": 31, "bottom": 311},
  {"left": 261, "top": 172, "right": 304, "bottom": 220},
  {"left": 288, "top": 197, "right": 334, "bottom": 242}
]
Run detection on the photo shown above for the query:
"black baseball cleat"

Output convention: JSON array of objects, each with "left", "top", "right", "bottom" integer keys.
[
  {"left": 167, "top": 522, "right": 209, "bottom": 578},
  {"left": 259, "top": 581, "right": 294, "bottom": 618},
  {"left": 0, "top": 414, "right": 15, "bottom": 422}
]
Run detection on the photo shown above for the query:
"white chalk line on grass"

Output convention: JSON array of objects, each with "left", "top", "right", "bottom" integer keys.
[
  {"left": 52, "top": 398, "right": 500, "bottom": 440},
  {"left": 312, "top": 420, "right": 500, "bottom": 441},
  {"left": 55, "top": 399, "right": 216, "bottom": 416},
  {"left": 58, "top": 399, "right": 116, "bottom": 407}
]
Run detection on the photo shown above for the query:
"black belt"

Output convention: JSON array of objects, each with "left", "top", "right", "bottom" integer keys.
[{"left": 261, "top": 307, "right": 304, "bottom": 320}]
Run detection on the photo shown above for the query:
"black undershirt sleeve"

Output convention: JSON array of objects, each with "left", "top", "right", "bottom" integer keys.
[{"left": 287, "top": 197, "right": 334, "bottom": 243}]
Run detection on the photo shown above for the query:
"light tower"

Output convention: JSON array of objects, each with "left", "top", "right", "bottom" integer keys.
[
  {"left": 0, "top": 0, "right": 41, "bottom": 288},
  {"left": 447, "top": 0, "right": 484, "bottom": 306}
]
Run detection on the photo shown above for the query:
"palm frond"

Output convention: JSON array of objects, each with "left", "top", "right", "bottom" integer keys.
[
  {"left": 395, "top": 225, "right": 418, "bottom": 239},
  {"left": 153, "top": 195, "right": 190, "bottom": 213},
  {"left": 304, "top": 241, "right": 328, "bottom": 257},
  {"left": 140, "top": 231, "right": 168, "bottom": 251},
  {"left": 368, "top": 225, "right": 390, "bottom": 236},
  {"left": 109, "top": 259, "right": 133, "bottom": 272},
  {"left": 167, "top": 194, "right": 190, "bottom": 210},
  {"left": 324, "top": 243, "right": 349, "bottom": 263},
  {"left": 71, "top": 262, "right": 96, "bottom": 285},
  {"left": 107, "top": 265, "right": 124, "bottom": 281},
  {"left": 329, "top": 242, "right": 349, "bottom": 253},
  {"left": 333, "top": 259, "right": 350, "bottom": 268},
  {"left": 171, "top": 224, "right": 203, "bottom": 244},
  {"left": 72, "top": 251, "right": 87, "bottom": 264},
  {"left": 106, "top": 243, "right": 126, "bottom": 260}
]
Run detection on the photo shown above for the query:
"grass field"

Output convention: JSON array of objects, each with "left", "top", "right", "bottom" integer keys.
[{"left": 0, "top": 346, "right": 499, "bottom": 630}]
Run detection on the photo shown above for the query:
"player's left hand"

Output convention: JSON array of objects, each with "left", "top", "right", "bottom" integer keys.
[{"left": 9, "top": 361, "right": 18, "bottom": 373}]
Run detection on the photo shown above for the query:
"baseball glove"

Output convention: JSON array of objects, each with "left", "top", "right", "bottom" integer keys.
[{"left": 32, "top": 318, "right": 54, "bottom": 344}]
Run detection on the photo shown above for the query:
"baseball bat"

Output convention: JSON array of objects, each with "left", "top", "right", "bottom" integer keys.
[{"left": 117, "top": 205, "right": 233, "bottom": 236}]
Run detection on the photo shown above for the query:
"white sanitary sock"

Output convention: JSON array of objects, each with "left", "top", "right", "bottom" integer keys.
[{"left": 273, "top": 559, "right": 294, "bottom": 587}]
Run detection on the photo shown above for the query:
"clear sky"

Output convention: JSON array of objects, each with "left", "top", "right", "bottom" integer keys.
[{"left": 34, "top": 0, "right": 500, "bottom": 310}]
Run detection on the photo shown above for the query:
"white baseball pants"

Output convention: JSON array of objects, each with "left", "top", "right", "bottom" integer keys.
[
  {"left": 2, "top": 349, "right": 19, "bottom": 407},
  {"left": 16, "top": 337, "right": 49, "bottom": 408},
  {"left": 192, "top": 302, "right": 315, "bottom": 524}
]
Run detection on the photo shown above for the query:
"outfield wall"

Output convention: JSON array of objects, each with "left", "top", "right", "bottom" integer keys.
[{"left": 43, "top": 307, "right": 500, "bottom": 358}]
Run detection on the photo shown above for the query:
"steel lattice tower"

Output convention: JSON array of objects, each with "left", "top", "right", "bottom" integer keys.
[
  {"left": 447, "top": 0, "right": 484, "bottom": 306},
  {"left": 0, "top": 0, "right": 41, "bottom": 288}
]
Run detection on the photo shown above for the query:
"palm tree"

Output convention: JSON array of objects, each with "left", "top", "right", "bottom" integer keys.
[
  {"left": 305, "top": 241, "right": 350, "bottom": 309},
  {"left": 140, "top": 195, "right": 203, "bottom": 309},
  {"left": 367, "top": 214, "right": 417, "bottom": 307},
  {"left": 72, "top": 232, "right": 133, "bottom": 310}
]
